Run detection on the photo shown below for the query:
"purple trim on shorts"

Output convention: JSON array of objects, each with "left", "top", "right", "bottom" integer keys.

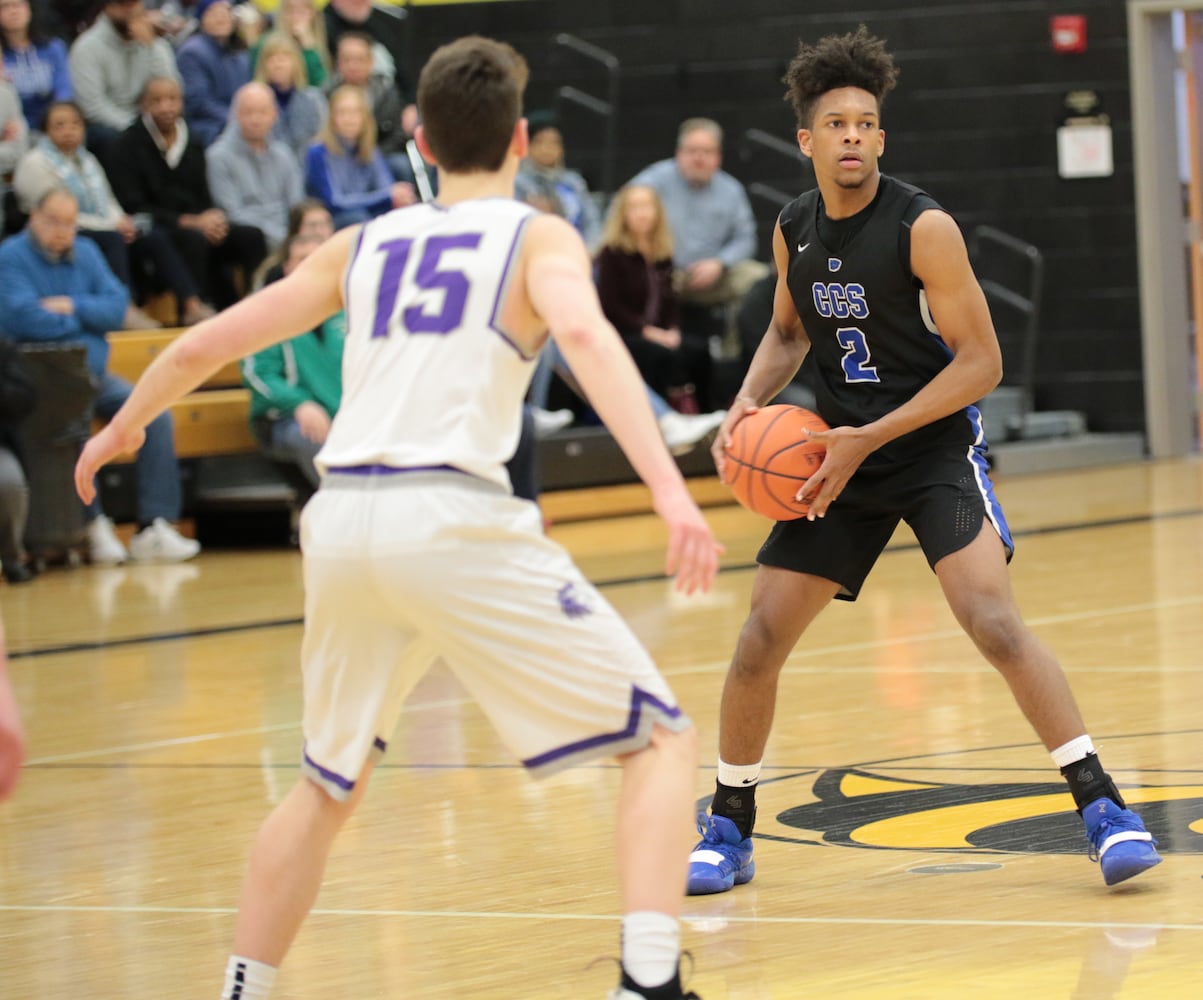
[
  {"left": 325, "top": 463, "right": 464, "bottom": 476},
  {"left": 487, "top": 214, "right": 535, "bottom": 359},
  {"left": 303, "top": 747, "right": 355, "bottom": 792},
  {"left": 521, "top": 686, "right": 682, "bottom": 770}
]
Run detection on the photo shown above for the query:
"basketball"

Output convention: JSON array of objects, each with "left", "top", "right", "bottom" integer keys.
[{"left": 722, "top": 404, "right": 830, "bottom": 520}]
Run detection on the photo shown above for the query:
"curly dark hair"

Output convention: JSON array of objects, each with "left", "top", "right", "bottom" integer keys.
[{"left": 783, "top": 25, "right": 900, "bottom": 130}]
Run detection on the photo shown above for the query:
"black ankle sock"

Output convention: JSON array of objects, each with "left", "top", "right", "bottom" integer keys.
[
  {"left": 711, "top": 779, "right": 756, "bottom": 839},
  {"left": 621, "top": 968, "right": 681, "bottom": 999},
  {"left": 1060, "top": 753, "right": 1125, "bottom": 812}
]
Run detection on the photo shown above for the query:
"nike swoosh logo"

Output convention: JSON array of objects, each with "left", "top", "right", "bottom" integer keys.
[
  {"left": 741, "top": 778, "right": 757, "bottom": 785},
  {"left": 797, "top": 242, "right": 810, "bottom": 253}
]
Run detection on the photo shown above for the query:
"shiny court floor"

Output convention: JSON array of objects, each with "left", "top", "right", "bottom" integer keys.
[{"left": 1, "top": 458, "right": 1201, "bottom": 998}]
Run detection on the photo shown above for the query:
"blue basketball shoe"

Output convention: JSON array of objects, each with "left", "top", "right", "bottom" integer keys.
[
  {"left": 686, "top": 813, "right": 754, "bottom": 895},
  {"left": 1082, "top": 797, "right": 1161, "bottom": 886}
]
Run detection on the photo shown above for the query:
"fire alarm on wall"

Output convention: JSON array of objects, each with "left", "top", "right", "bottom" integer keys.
[{"left": 1051, "top": 14, "right": 1088, "bottom": 53}]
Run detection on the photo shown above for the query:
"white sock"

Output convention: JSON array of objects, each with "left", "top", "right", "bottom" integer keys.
[
  {"left": 717, "top": 757, "right": 762, "bottom": 788},
  {"left": 621, "top": 911, "right": 680, "bottom": 989},
  {"left": 221, "top": 956, "right": 277, "bottom": 1000},
  {"left": 1051, "top": 735, "right": 1096, "bottom": 770}
]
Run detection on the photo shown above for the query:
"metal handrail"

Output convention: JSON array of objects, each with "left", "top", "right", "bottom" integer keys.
[
  {"left": 553, "top": 33, "right": 621, "bottom": 194},
  {"left": 740, "top": 128, "right": 803, "bottom": 163},
  {"left": 970, "top": 225, "right": 1044, "bottom": 425},
  {"left": 748, "top": 181, "right": 793, "bottom": 211}
]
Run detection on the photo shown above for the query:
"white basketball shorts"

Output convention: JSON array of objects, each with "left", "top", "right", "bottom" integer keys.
[{"left": 297, "top": 469, "right": 690, "bottom": 800}]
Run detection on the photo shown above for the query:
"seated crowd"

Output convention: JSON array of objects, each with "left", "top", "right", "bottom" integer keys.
[{"left": 0, "top": 0, "right": 771, "bottom": 585}]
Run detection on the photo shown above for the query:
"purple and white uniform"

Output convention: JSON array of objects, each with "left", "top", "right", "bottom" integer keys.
[{"left": 298, "top": 199, "right": 689, "bottom": 800}]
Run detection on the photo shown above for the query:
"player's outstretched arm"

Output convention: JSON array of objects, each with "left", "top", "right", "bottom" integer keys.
[
  {"left": 524, "top": 215, "right": 722, "bottom": 593},
  {"left": 0, "top": 623, "right": 24, "bottom": 802},
  {"left": 711, "top": 221, "right": 810, "bottom": 479},
  {"left": 74, "top": 227, "right": 359, "bottom": 504}
]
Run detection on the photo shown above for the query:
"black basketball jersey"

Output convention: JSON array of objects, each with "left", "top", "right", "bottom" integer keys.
[{"left": 779, "top": 174, "right": 985, "bottom": 465}]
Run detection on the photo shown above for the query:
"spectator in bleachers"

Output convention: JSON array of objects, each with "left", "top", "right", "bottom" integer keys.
[
  {"left": 0, "top": 187, "right": 200, "bottom": 564},
  {"left": 252, "top": 195, "right": 329, "bottom": 287},
  {"left": 175, "top": 0, "right": 250, "bottom": 146},
  {"left": 323, "top": 0, "right": 409, "bottom": 109},
  {"left": 0, "top": 76, "right": 29, "bottom": 182},
  {"left": 12, "top": 99, "right": 165, "bottom": 329},
  {"left": 242, "top": 229, "right": 342, "bottom": 489},
  {"left": 596, "top": 183, "right": 714, "bottom": 413},
  {"left": 44, "top": 1, "right": 99, "bottom": 43},
  {"left": 514, "top": 110, "right": 601, "bottom": 251},
  {"left": 304, "top": 83, "right": 413, "bottom": 228},
  {"left": 249, "top": 0, "right": 327, "bottom": 87},
  {"left": 323, "top": 30, "right": 407, "bottom": 181},
  {"left": 205, "top": 81, "right": 302, "bottom": 247},
  {"left": 0, "top": 334, "right": 34, "bottom": 584},
  {"left": 68, "top": 0, "right": 180, "bottom": 159},
  {"left": 629, "top": 117, "right": 768, "bottom": 310},
  {"left": 139, "top": 1, "right": 194, "bottom": 44},
  {"left": 0, "top": 0, "right": 73, "bottom": 134},
  {"left": 252, "top": 29, "right": 323, "bottom": 160},
  {"left": 108, "top": 75, "right": 266, "bottom": 314}
]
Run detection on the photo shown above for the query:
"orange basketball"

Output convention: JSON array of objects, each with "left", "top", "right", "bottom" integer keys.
[{"left": 722, "top": 404, "right": 830, "bottom": 520}]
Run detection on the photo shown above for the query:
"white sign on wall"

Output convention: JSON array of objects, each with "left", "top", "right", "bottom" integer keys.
[{"left": 1056, "top": 124, "right": 1114, "bottom": 178}]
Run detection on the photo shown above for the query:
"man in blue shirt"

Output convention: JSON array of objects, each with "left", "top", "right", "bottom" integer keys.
[
  {"left": 630, "top": 117, "right": 769, "bottom": 310},
  {"left": 0, "top": 187, "right": 200, "bottom": 564}
]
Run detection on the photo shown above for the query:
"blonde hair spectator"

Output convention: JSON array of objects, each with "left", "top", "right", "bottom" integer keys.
[
  {"left": 601, "top": 184, "right": 674, "bottom": 262},
  {"left": 318, "top": 84, "right": 376, "bottom": 163},
  {"left": 254, "top": 30, "right": 308, "bottom": 91}
]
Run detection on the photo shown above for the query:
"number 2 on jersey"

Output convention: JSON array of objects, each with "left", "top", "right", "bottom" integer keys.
[
  {"left": 836, "top": 326, "right": 880, "bottom": 383},
  {"left": 371, "top": 233, "right": 482, "bottom": 338}
]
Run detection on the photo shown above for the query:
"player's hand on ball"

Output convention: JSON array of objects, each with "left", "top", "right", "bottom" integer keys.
[
  {"left": 710, "top": 396, "right": 759, "bottom": 480},
  {"left": 794, "top": 424, "right": 875, "bottom": 520}
]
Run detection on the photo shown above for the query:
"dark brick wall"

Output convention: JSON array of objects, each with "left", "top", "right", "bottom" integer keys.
[{"left": 405, "top": 0, "right": 1142, "bottom": 433}]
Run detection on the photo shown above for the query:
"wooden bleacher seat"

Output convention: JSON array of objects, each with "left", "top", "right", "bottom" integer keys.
[
  {"left": 101, "top": 329, "right": 256, "bottom": 461},
  {"left": 107, "top": 329, "right": 243, "bottom": 389}
]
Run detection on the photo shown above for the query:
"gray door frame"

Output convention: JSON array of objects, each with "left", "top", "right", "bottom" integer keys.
[{"left": 1128, "top": 0, "right": 1198, "bottom": 455}]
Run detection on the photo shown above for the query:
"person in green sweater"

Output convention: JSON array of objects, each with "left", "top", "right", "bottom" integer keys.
[{"left": 241, "top": 230, "right": 343, "bottom": 489}]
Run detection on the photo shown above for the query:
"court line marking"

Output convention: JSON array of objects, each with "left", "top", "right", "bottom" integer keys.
[
  {"left": 663, "top": 593, "right": 1203, "bottom": 677},
  {"left": 0, "top": 903, "right": 1196, "bottom": 932},
  {"left": 22, "top": 697, "right": 471, "bottom": 765},
  {"left": 11, "top": 508, "right": 1203, "bottom": 662},
  {"left": 17, "top": 593, "right": 1203, "bottom": 765}
]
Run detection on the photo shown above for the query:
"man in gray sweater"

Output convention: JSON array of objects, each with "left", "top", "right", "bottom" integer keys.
[
  {"left": 68, "top": 0, "right": 179, "bottom": 159},
  {"left": 205, "top": 83, "right": 303, "bottom": 249}
]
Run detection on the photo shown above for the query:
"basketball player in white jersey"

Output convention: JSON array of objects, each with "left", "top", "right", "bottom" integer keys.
[{"left": 75, "top": 35, "right": 717, "bottom": 1000}]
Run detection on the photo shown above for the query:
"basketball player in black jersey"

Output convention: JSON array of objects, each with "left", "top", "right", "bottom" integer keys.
[{"left": 687, "top": 25, "right": 1160, "bottom": 894}]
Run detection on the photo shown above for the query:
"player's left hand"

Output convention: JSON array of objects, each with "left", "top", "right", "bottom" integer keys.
[
  {"left": 75, "top": 423, "right": 146, "bottom": 505},
  {"left": 794, "top": 424, "right": 876, "bottom": 520}
]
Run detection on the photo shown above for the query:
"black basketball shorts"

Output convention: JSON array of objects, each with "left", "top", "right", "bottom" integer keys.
[{"left": 757, "top": 443, "right": 1014, "bottom": 601}]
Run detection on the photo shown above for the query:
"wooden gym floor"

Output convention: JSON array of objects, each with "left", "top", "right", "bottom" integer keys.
[{"left": 1, "top": 458, "right": 1201, "bottom": 999}]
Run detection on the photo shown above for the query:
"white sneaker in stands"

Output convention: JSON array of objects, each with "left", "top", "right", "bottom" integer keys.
[
  {"left": 659, "top": 410, "right": 727, "bottom": 456},
  {"left": 87, "top": 515, "right": 128, "bottom": 565},
  {"left": 128, "top": 519, "right": 201, "bottom": 563},
  {"left": 531, "top": 406, "right": 574, "bottom": 437}
]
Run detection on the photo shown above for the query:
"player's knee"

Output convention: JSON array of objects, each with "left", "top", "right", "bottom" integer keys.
[
  {"left": 732, "top": 612, "right": 792, "bottom": 680},
  {"left": 963, "top": 605, "right": 1027, "bottom": 666},
  {"left": 646, "top": 721, "right": 699, "bottom": 763}
]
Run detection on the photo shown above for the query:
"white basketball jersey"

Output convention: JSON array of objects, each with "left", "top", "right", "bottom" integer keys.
[{"left": 318, "top": 199, "right": 539, "bottom": 489}]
